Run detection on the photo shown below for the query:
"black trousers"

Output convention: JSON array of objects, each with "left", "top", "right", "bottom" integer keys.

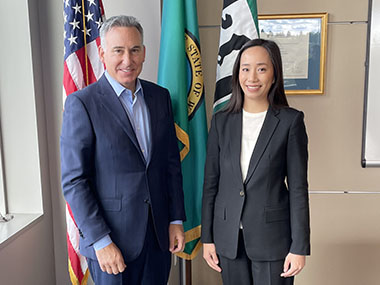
[
  {"left": 219, "top": 231, "right": 294, "bottom": 285},
  {"left": 87, "top": 211, "right": 171, "bottom": 285}
]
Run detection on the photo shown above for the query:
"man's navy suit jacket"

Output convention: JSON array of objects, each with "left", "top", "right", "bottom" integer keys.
[{"left": 61, "top": 74, "right": 186, "bottom": 261}]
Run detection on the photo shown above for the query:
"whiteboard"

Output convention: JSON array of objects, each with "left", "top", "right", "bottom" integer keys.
[{"left": 362, "top": 0, "right": 380, "bottom": 167}]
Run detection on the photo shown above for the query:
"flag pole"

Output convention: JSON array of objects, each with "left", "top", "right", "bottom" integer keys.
[
  {"left": 179, "top": 258, "right": 192, "bottom": 285},
  {"left": 158, "top": 1, "right": 207, "bottom": 283},
  {"left": 186, "top": 260, "right": 192, "bottom": 284},
  {"left": 179, "top": 258, "right": 185, "bottom": 285}
]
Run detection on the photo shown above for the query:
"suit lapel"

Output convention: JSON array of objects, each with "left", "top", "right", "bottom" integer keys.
[
  {"left": 244, "top": 106, "right": 280, "bottom": 184},
  {"left": 229, "top": 111, "right": 245, "bottom": 186},
  {"left": 97, "top": 75, "right": 142, "bottom": 154}
]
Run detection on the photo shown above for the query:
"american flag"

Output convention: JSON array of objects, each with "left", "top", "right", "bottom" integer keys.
[
  {"left": 63, "top": 0, "right": 105, "bottom": 99},
  {"left": 63, "top": 0, "right": 105, "bottom": 284}
]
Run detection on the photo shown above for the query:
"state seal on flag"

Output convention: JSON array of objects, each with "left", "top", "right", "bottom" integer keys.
[{"left": 185, "top": 30, "right": 204, "bottom": 120}]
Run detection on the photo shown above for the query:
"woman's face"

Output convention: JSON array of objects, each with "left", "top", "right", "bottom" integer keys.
[{"left": 239, "top": 46, "right": 274, "bottom": 107}]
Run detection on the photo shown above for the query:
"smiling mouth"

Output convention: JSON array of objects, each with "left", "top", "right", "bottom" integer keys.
[
  {"left": 246, "top": 85, "right": 260, "bottom": 91},
  {"left": 119, "top": 67, "right": 134, "bottom": 73}
]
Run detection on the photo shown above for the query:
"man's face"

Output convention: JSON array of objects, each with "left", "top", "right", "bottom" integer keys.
[{"left": 99, "top": 26, "right": 145, "bottom": 92}]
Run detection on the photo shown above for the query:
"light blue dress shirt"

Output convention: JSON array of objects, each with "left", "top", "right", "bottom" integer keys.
[
  {"left": 93, "top": 72, "right": 181, "bottom": 251},
  {"left": 106, "top": 71, "right": 151, "bottom": 161}
]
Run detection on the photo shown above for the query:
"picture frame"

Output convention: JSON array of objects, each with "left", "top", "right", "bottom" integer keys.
[{"left": 258, "top": 13, "right": 328, "bottom": 95}]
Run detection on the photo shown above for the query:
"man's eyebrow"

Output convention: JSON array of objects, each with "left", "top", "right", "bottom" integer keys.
[{"left": 111, "top": 46, "right": 125, "bottom": 50}]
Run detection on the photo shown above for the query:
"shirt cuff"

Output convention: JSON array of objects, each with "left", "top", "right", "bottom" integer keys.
[
  {"left": 93, "top": 234, "right": 112, "bottom": 251},
  {"left": 170, "top": 220, "right": 183, "bottom": 225}
]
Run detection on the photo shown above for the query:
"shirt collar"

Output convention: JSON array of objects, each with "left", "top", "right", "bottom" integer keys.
[{"left": 104, "top": 70, "right": 142, "bottom": 98}]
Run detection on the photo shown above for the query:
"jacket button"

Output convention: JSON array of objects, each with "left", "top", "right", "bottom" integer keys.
[{"left": 239, "top": 190, "right": 245, "bottom": 197}]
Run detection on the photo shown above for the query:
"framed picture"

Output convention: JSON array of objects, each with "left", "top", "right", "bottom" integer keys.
[{"left": 258, "top": 13, "right": 328, "bottom": 95}]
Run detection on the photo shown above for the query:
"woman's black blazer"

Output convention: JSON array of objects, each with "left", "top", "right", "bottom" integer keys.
[{"left": 201, "top": 106, "right": 310, "bottom": 261}]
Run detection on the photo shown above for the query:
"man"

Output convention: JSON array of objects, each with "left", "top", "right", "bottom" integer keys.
[{"left": 61, "top": 15, "right": 186, "bottom": 284}]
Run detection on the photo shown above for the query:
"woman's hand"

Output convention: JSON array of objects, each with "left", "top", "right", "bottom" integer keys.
[
  {"left": 281, "top": 253, "right": 306, "bottom": 277},
  {"left": 203, "top": 243, "right": 222, "bottom": 272}
]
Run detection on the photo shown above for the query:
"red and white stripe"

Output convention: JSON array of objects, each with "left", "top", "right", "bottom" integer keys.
[
  {"left": 66, "top": 204, "right": 89, "bottom": 284},
  {"left": 63, "top": 45, "right": 103, "bottom": 283},
  {"left": 63, "top": 2, "right": 105, "bottom": 283},
  {"left": 63, "top": 38, "right": 104, "bottom": 104}
]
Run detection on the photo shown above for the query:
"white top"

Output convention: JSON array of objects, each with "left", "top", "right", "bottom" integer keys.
[{"left": 240, "top": 109, "right": 267, "bottom": 181}]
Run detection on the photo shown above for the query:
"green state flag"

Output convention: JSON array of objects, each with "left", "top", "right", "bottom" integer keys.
[{"left": 158, "top": 0, "right": 207, "bottom": 260}]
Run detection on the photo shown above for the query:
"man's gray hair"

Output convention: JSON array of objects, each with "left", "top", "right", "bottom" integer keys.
[{"left": 100, "top": 15, "right": 144, "bottom": 50}]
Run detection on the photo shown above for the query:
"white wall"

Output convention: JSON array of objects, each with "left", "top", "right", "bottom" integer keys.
[
  {"left": 0, "top": 0, "right": 55, "bottom": 284},
  {"left": 0, "top": 1, "right": 43, "bottom": 214}
]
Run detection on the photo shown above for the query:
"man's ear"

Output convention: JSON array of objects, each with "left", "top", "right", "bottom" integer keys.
[{"left": 98, "top": 45, "right": 105, "bottom": 64}]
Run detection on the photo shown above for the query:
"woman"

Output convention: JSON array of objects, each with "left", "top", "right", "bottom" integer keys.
[{"left": 201, "top": 39, "right": 310, "bottom": 285}]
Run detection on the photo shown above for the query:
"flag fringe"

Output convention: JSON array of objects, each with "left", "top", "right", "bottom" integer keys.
[
  {"left": 175, "top": 225, "right": 202, "bottom": 260},
  {"left": 175, "top": 123, "right": 190, "bottom": 161},
  {"left": 176, "top": 239, "right": 202, "bottom": 260},
  {"left": 68, "top": 258, "right": 89, "bottom": 285},
  {"left": 184, "top": 225, "right": 201, "bottom": 243}
]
